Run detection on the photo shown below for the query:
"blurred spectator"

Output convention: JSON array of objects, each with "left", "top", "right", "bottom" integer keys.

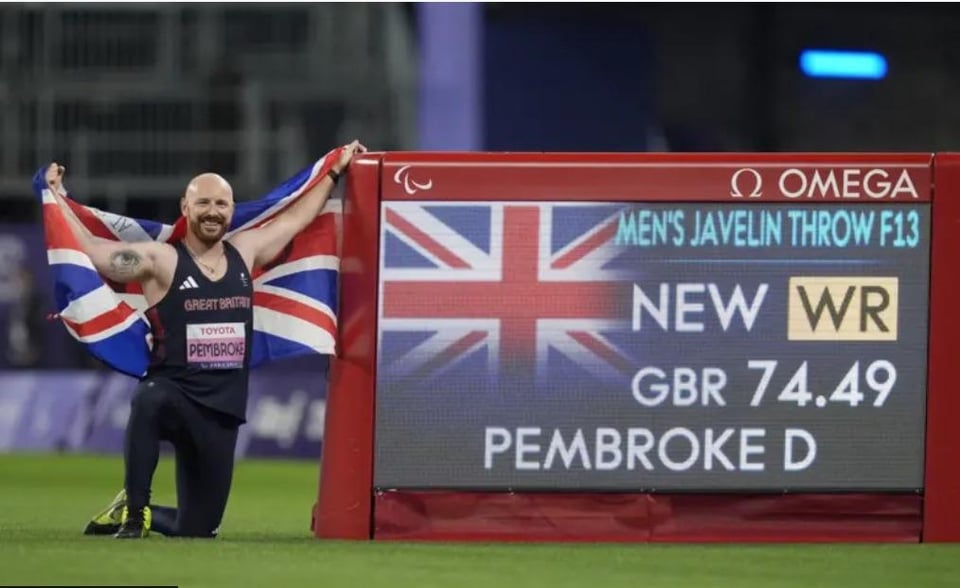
[{"left": 4, "top": 265, "right": 44, "bottom": 367}]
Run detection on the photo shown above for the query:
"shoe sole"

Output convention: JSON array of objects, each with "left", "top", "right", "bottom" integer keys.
[{"left": 83, "top": 521, "right": 121, "bottom": 536}]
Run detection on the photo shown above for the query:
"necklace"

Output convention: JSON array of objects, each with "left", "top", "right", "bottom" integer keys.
[{"left": 184, "top": 243, "right": 224, "bottom": 276}]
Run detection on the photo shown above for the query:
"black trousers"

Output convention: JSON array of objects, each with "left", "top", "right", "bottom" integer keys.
[{"left": 124, "top": 378, "right": 239, "bottom": 538}]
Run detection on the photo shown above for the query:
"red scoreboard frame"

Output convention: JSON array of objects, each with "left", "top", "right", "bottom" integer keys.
[{"left": 311, "top": 152, "right": 960, "bottom": 543}]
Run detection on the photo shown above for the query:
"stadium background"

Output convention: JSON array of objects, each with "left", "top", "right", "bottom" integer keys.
[{"left": 2, "top": 3, "right": 960, "bottom": 587}]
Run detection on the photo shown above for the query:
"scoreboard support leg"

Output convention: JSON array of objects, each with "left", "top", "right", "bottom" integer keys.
[
  {"left": 312, "top": 156, "right": 382, "bottom": 540},
  {"left": 924, "top": 153, "right": 960, "bottom": 542}
]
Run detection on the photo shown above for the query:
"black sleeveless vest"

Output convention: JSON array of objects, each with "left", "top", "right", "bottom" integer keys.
[{"left": 144, "top": 241, "right": 254, "bottom": 423}]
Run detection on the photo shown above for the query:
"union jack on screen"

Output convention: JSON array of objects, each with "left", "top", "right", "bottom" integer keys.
[
  {"left": 33, "top": 148, "right": 344, "bottom": 378},
  {"left": 378, "top": 202, "right": 636, "bottom": 388}
]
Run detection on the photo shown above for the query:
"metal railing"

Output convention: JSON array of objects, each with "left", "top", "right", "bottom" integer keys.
[{"left": 0, "top": 3, "right": 416, "bottom": 210}]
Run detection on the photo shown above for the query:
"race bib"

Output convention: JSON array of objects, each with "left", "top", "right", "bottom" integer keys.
[{"left": 186, "top": 322, "right": 246, "bottom": 369}]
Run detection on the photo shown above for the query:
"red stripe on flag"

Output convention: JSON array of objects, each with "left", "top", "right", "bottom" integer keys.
[
  {"left": 385, "top": 208, "right": 471, "bottom": 269},
  {"left": 552, "top": 220, "right": 618, "bottom": 270},
  {"left": 64, "top": 199, "right": 119, "bottom": 241},
  {"left": 43, "top": 203, "right": 85, "bottom": 251},
  {"left": 568, "top": 331, "right": 633, "bottom": 375},
  {"left": 412, "top": 330, "right": 486, "bottom": 379},
  {"left": 61, "top": 303, "right": 137, "bottom": 339},
  {"left": 168, "top": 218, "right": 188, "bottom": 242},
  {"left": 254, "top": 291, "right": 337, "bottom": 336},
  {"left": 254, "top": 215, "right": 338, "bottom": 278},
  {"left": 286, "top": 215, "right": 337, "bottom": 259}
]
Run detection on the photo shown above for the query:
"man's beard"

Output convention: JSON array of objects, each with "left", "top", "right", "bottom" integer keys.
[{"left": 189, "top": 215, "right": 228, "bottom": 245}]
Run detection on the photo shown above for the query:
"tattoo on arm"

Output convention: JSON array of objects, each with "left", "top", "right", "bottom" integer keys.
[{"left": 109, "top": 249, "right": 142, "bottom": 280}]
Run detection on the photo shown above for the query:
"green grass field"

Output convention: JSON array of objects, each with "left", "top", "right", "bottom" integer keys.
[{"left": 2, "top": 453, "right": 959, "bottom": 588}]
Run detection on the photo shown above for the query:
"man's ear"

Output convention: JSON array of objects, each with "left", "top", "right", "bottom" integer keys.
[{"left": 180, "top": 197, "right": 187, "bottom": 217}]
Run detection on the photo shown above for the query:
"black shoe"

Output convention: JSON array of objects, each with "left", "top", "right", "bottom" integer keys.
[{"left": 114, "top": 506, "right": 151, "bottom": 539}]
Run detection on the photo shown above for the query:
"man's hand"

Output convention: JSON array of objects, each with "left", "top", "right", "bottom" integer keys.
[
  {"left": 332, "top": 140, "right": 368, "bottom": 174},
  {"left": 45, "top": 163, "right": 66, "bottom": 195}
]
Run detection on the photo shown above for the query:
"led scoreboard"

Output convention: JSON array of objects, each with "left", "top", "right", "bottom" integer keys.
[
  {"left": 314, "top": 153, "right": 960, "bottom": 543},
  {"left": 376, "top": 202, "right": 928, "bottom": 491}
]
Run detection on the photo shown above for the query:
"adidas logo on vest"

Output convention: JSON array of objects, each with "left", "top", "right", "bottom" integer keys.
[{"left": 179, "top": 276, "right": 200, "bottom": 290}]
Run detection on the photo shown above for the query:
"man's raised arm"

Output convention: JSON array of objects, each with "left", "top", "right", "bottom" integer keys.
[
  {"left": 44, "top": 163, "right": 164, "bottom": 284},
  {"left": 229, "top": 140, "right": 366, "bottom": 270}
]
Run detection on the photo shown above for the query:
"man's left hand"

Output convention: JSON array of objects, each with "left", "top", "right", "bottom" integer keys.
[{"left": 333, "top": 140, "right": 368, "bottom": 174}]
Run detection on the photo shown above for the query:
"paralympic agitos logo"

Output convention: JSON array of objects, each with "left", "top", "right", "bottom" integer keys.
[
  {"left": 393, "top": 165, "right": 434, "bottom": 196},
  {"left": 730, "top": 167, "right": 919, "bottom": 200}
]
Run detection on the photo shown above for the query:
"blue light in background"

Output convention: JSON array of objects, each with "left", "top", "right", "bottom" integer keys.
[{"left": 799, "top": 50, "right": 888, "bottom": 80}]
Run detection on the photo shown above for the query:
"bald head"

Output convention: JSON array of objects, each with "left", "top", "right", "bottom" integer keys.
[
  {"left": 181, "top": 172, "right": 235, "bottom": 245},
  {"left": 184, "top": 173, "right": 233, "bottom": 203}
]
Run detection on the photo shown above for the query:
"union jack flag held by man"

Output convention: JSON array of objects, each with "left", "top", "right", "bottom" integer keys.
[{"left": 33, "top": 148, "right": 344, "bottom": 378}]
